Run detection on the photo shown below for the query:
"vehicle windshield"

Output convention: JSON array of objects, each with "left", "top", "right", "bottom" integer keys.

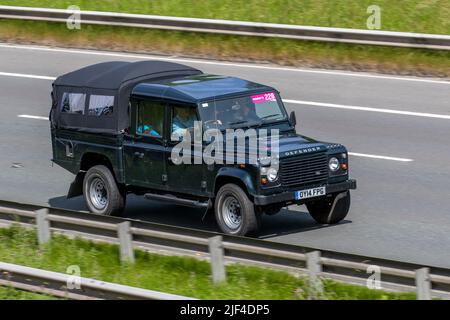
[{"left": 199, "top": 91, "right": 287, "bottom": 130}]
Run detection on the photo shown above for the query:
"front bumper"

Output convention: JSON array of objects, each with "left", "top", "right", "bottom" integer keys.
[{"left": 253, "top": 179, "right": 357, "bottom": 206}]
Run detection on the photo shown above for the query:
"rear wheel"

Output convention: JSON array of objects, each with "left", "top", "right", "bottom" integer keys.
[
  {"left": 83, "top": 165, "right": 125, "bottom": 216},
  {"left": 215, "top": 184, "right": 259, "bottom": 236},
  {"left": 306, "top": 191, "right": 350, "bottom": 224}
]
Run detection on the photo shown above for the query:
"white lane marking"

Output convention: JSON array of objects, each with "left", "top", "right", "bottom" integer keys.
[
  {"left": 4, "top": 72, "right": 448, "bottom": 122},
  {"left": 0, "top": 43, "right": 449, "bottom": 85},
  {"left": 17, "top": 114, "right": 413, "bottom": 162},
  {"left": 18, "top": 114, "right": 48, "bottom": 120},
  {"left": 0, "top": 71, "right": 55, "bottom": 80},
  {"left": 284, "top": 99, "right": 450, "bottom": 120},
  {"left": 348, "top": 152, "right": 413, "bottom": 162}
]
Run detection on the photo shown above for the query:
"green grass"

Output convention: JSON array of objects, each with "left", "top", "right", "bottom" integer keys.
[
  {"left": 0, "top": 225, "right": 416, "bottom": 300},
  {"left": 1, "top": 19, "right": 449, "bottom": 77},
  {"left": 0, "top": 286, "right": 57, "bottom": 300},
  {"left": 1, "top": 0, "right": 449, "bottom": 34}
]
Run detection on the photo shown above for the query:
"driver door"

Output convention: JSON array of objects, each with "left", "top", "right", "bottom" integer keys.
[{"left": 165, "top": 103, "right": 206, "bottom": 195}]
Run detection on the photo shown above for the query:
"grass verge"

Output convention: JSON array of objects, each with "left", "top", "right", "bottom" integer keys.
[
  {"left": 0, "top": 225, "right": 416, "bottom": 300},
  {"left": 1, "top": 0, "right": 449, "bottom": 34},
  {"left": 0, "top": 286, "right": 57, "bottom": 300},
  {"left": 1, "top": 19, "right": 449, "bottom": 78}
]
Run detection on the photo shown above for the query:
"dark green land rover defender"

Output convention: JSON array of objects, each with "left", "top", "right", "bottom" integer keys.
[{"left": 50, "top": 61, "right": 356, "bottom": 236}]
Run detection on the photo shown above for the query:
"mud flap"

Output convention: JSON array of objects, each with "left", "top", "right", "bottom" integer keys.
[
  {"left": 329, "top": 191, "right": 348, "bottom": 213},
  {"left": 67, "top": 172, "right": 86, "bottom": 199},
  {"left": 201, "top": 199, "right": 214, "bottom": 221}
]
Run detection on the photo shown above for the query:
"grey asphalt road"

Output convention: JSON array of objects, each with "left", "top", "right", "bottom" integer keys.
[{"left": 0, "top": 43, "right": 449, "bottom": 268}]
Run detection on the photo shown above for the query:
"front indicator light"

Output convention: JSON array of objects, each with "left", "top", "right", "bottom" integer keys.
[
  {"left": 261, "top": 177, "right": 268, "bottom": 185},
  {"left": 341, "top": 163, "right": 348, "bottom": 170}
]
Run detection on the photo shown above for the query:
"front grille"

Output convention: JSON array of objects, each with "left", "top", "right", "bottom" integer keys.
[{"left": 280, "top": 151, "right": 328, "bottom": 188}]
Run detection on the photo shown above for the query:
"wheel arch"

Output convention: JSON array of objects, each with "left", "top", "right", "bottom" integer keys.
[
  {"left": 80, "top": 152, "right": 114, "bottom": 173},
  {"left": 68, "top": 152, "right": 122, "bottom": 199},
  {"left": 213, "top": 168, "right": 257, "bottom": 199}
]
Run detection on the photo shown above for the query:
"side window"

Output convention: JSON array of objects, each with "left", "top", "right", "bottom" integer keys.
[
  {"left": 88, "top": 95, "right": 114, "bottom": 116},
  {"left": 171, "top": 105, "right": 198, "bottom": 141},
  {"left": 136, "top": 100, "right": 165, "bottom": 138},
  {"left": 61, "top": 93, "right": 86, "bottom": 114}
]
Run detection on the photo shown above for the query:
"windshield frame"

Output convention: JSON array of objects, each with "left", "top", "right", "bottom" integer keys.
[{"left": 198, "top": 90, "right": 289, "bottom": 131}]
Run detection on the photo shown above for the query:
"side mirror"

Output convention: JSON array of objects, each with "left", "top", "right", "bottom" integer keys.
[{"left": 289, "top": 111, "right": 297, "bottom": 127}]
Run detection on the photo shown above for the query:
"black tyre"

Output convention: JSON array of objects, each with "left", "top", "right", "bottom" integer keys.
[
  {"left": 83, "top": 165, "right": 125, "bottom": 216},
  {"left": 306, "top": 191, "right": 350, "bottom": 224},
  {"left": 261, "top": 204, "right": 283, "bottom": 216},
  {"left": 215, "top": 183, "right": 259, "bottom": 236}
]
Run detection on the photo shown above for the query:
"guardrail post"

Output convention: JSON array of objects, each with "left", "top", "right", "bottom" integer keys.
[
  {"left": 117, "top": 221, "right": 135, "bottom": 264},
  {"left": 306, "top": 251, "right": 323, "bottom": 299},
  {"left": 35, "top": 209, "right": 50, "bottom": 246},
  {"left": 415, "top": 268, "right": 431, "bottom": 300},
  {"left": 208, "top": 236, "right": 226, "bottom": 284}
]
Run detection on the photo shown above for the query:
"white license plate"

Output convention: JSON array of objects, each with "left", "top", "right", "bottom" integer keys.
[{"left": 295, "top": 186, "right": 326, "bottom": 200}]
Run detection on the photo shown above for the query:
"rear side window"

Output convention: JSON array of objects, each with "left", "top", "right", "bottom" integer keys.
[
  {"left": 61, "top": 93, "right": 86, "bottom": 114},
  {"left": 88, "top": 95, "right": 114, "bottom": 116}
]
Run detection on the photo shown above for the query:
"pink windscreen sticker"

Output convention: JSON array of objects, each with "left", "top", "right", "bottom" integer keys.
[{"left": 251, "top": 92, "right": 276, "bottom": 104}]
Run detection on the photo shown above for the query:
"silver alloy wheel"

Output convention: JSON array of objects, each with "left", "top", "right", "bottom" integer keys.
[
  {"left": 222, "top": 195, "right": 242, "bottom": 230},
  {"left": 89, "top": 177, "right": 108, "bottom": 210}
]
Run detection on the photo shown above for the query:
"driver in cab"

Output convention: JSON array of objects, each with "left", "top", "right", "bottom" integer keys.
[{"left": 171, "top": 107, "right": 197, "bottom": 141}]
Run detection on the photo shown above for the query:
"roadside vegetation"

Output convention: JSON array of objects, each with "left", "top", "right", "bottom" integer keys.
[
  {"left": 0, "top": 225, "right": 416, "bottom": 300},
  {"left": 2, "top": 0, "right": 449, "bottom": 34},
  {"left": 0, "top": 19, "right": 449, "bottom": 77},
  {"left": 0, "top": 1, "right": 449, "bottom": 77},
  {"left": 0, "top": 286, "right": 56, "bottom": 300}
]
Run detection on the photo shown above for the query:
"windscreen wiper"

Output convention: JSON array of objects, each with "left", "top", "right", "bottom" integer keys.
[
  {"left": 260, "top": 114, "right": 283, "bottom": 121},
  {"left": 228, "top": 120, "right": 263, "bottom": 129},
  {"left": 228, "top": 120, "right": 248, "bottom": 126}
]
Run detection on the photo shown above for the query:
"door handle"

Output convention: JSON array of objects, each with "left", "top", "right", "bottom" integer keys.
[{"left": 134, "top": 151, "right": 144, "bottom": 159}]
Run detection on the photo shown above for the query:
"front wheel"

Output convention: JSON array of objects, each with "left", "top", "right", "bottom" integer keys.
[
  {"left": 306, "top": 191, "right": 350, "bottom": 224},
  {"left": 214, "top": 184, "right": 259, "bottom": 236},
  {"left": 83, "top": 165, "right": 125, "bottom": 216}
]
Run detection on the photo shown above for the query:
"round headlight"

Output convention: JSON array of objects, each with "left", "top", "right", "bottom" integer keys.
[
  {"left": 329, "top": 157, "right": 340, "bottom": 172},
  {"left": 267, "top": 167, "right": 278, "bottom": 182}
]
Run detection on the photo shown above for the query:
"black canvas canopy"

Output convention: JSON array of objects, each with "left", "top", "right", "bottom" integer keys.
[{"left": 51, "top": 60, "right": 202, "bottom": 133}]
